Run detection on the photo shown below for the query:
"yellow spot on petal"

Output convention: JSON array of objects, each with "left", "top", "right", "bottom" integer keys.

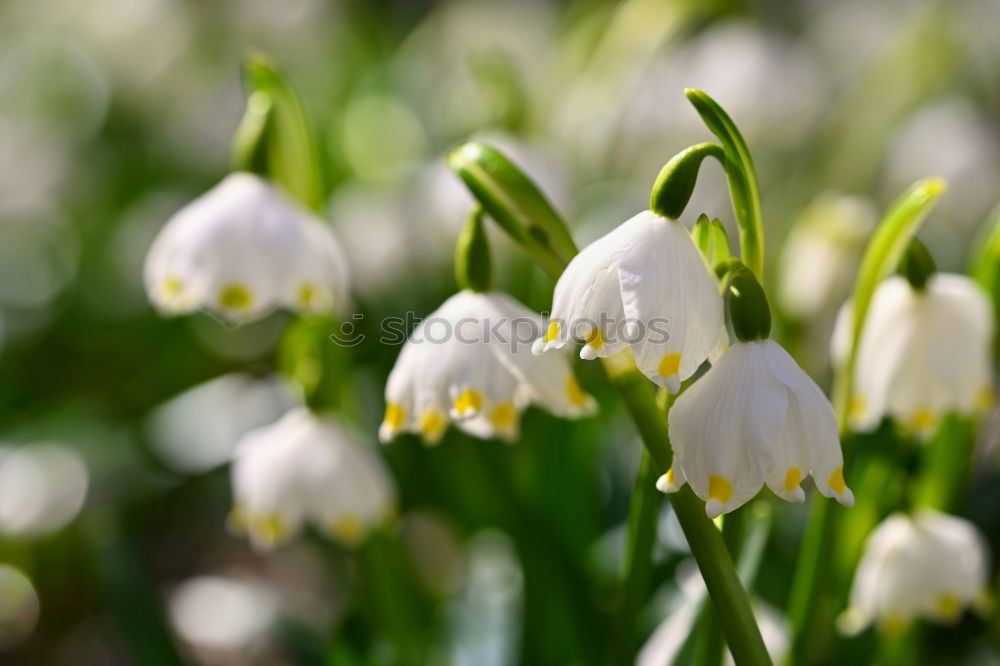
[
  {"left": 566, "top": 377, "right": 589, "bottom": 407},
  {"left": 544, "top": 321, "right": 560, "bottom": 342},
  {"left": 708, "top": 475, "right": 733, "bottom": 504},
  {"left": 878, "top": 613, "right": 909, "bottom": 636},
  {"left": 330, "top": 514, "right": 364, "bottom": 544},
  {"left": 908, "top": 407, "right": 936, "bottom": 432},
  {"left": 585, "top": 327, "right": 604, "bottom": 350},
  {"left": 218, "top": 282, "right": 253, "bottom": 310},
  {"left": 848, "top": 395, "right": 866, "bottom": 419},
  {"left": 936, "top": 593, "right": 962, "bottom": 622},
  {"left": 976, "top": 386, "right": 995, "bottom": 410},
  {"left": 454, "top": 389, "right": 483, "bottom": 415},
  {"left": 490, "top": 401, "right": 517, "bottom": 430},
  {"left": 297, "top": 282, "right": 317, "bottom": 307},
  {"left": 419, "top": 409, "right": 447, "bottom": 442},
  {"left": 162, "top": 275, "right": 183, "bottom": 297},
  {"left": 383, "top": 403, "right": 406, "bottom": 430},
  {"left": 250, "top": 514, "right": 287, "bottom": 547},
  {"left": 828, "top": 466, "right": 847, "bottom": 495},
  {"left": 665, "top": 467, "right": 675, "bottom": 485},
  {"left": 658, "top": 352, "right": 682, "bottom": 378},
  {"left": 784, "top": 467, "right": 802, "bottom": 492}
]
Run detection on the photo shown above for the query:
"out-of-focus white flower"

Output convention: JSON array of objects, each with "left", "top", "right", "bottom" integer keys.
[
  {"left": 532, "top": 210, "right": 722, "bottom": 393},
  {"left": 832, "top": 274, "right": 994, "bottom": 436},
  {"left": 0, "top": 564, "right": 40, "bottom": 650},
  {"left": 230, "top": 408, "right": 395, "bottom": 550},
  {"left": 841, "top": 509, "right": 992, "bottom": 634},
  {"left": 147, "top": 373, "right": 298, "bottom": 473},
  {"left": 381, "top": 290, "right": 596, "bottom": 445},
  {"left": 144, "top": 172, "right": 350, "bottom": 324},
  {"left": 638, "top": 560, "right": 790, "bottom": 666},
  {"left": 167, "top": 575, "right": 280, "bottom": 652},
  {"left": 0, "top": 443, "right": 89, "bottom": 536},
  {"left": 778, "top": 192, "right": 875, "bottom": 319},
  {"left": 659, "top": 339, "right": 853, "bottom": 517}
]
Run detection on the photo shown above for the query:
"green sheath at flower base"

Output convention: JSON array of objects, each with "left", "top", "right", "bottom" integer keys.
[
  {"left": 724, "top": 261, "right": 771, "bottom": 342},
  {"left": 239, "top": 50, "right": 324, "bottom": 211},
  {"left": 898, "top": 237, "right": 937, "bottom": 290},
  {"left": 685, "top": 89, "right": 765, "bottom": 282},
  {"left": 447, "top": 142, "right": 578, "bottom": 279},
  {"left": 649, "top": 142, "right": 725, "bottom": 220},
  {"left": 454, "top": 207, "right": 493, "bottom": 292},
  {"left": 692, "top": 214, "right": 732, "bottom": 273}
]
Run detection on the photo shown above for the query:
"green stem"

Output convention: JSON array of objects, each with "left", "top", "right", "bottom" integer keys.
[
  {"left": 695, "top": 509, "right": 745, "bottom": 666},
  {"left": 613, "top": 451, "right": 664, "bottom": 665},
  {"left": 603, "top": 354, "right": 771, "bottom": 666}
]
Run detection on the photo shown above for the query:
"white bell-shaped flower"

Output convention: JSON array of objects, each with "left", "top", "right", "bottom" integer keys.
[
  {"left": 659, "top": 339, "right": 854, "bottom": 517},
  {"left": 832, "top": 274, "right": 994, "bottom": 436},
  {"left": 144, "top": 172, "right": 350, "bottom": 324},
  {"left": 229, "top": 408, "right": 395, "bottom": 550},
  {"left": 380, "top": 290, "right": 597, "bottom": 445},
  {"left": 841, "top": 509, "right": 991, "bottom": 634},
  {"left": 532, "top": 210, "right": 723, "bottom": 393}
]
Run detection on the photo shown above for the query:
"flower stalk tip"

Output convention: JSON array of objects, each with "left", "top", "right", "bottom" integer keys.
[
  {"left": 725, "top": 261, "right": 771, "bottom": 342},
  {"left": 649, "top": 142, "right": 725, "bottom": 220},
  {"left": 898, "top": 238, "right": 937, "bottom": 290}
]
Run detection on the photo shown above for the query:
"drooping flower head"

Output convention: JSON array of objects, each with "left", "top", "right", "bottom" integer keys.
[
  {"left": 833, "top": 273, "right": 994, "bottom": 437},
  {"left": 229, "top": 408, "right": 395, "bottom": 550},
  {"left": 659, "top": 264, "right": 853, "bottom": 517},
  {"left": 532, "top": 209, "right": 723, "bottom": 393},
  {"left": 144, "top": 172, "right": 350, "bottom": 324},
  {"left": 841, "top": 509, "right": 991, "bottom": 634},
  {"left": 380, "top": 290, "right": 597, "bottom": 445}
]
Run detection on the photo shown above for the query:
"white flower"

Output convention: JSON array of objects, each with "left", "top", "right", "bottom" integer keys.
[
  {"left": 832, "top": 274, "right": 995, "bottom": 436},
  {"left": 777, "top": 192, "right": 874, "bottom": 319},
  {"left": 532, "top": 210, "right": 723, "bottom": 393},
  {"left": 658, "top": 339, "right": 853, "bottom": 517},
  {"left": 229, "top": 408, "right": 395, "bottom": 549},
  {"left": 144, "top": 172, "right": 350, "bottom": 324},
  {"left": 381, "top": 290, "right": 596, "bottom": 445},
  {"left": 841, "top": 509, "right": 991, "bottom": 634}
]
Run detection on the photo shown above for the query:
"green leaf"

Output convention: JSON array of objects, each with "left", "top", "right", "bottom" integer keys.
[
  {"left": 454, "top": 207, "right": 493, "bottom": 292},
  {"left": 685, "top": 89, "right": 765, "bottom": 281},
  {"left": 447, "top": 142, "right": 577, "bottom": 279},
  {"left": 691, "top": 214, "right": 732, "bottom": 272},
  {"left": 239, "top": 50, "right": 324, "bottom": 211},
  {"left": 649, "top": 142, "right": 725, "bottom": 219},
  {"left": 834, "top": 177, "right": 946, "bottom": 424}
]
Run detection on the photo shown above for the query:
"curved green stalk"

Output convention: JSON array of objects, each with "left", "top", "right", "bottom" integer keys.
[
  {"left": 685, "top": 89, "right": 765, "bottom": 281},
  {"left": 787, "top": 178, "right": 946, "bottom": 664},
  {"left": 239, "top": 50, "right": 324, "bottom": 211}
]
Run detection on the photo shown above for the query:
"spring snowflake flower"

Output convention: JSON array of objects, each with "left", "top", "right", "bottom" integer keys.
[
  {"left": 144, "top": 172, "right": 350, "bottom": 324},
  {"left": 532, "top": 210, "right": 723, "bottom": 393},
  {"left": 841, "top": 509, "right": 991, "bottom": 634},
  {"left": 832, "top": 274, "right": 994, "bottom": 436},
  {"left": 658, "top": 339, "right": 854, "bottom": 517},
  {"left": 229, "top": 408, "right": 395, "bottom": 550},
  {"left": 380, "top": 290, "right": 597, "bottom": 445}
]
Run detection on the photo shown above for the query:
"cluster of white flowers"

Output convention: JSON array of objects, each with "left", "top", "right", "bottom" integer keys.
[
  {"left": 532, "top": 206, "right": 852, "bottom": 516},
  {"left": 834, "top": 273, "right": 994, "bottom": 437},
  {"left": 842, "top": 509, "right": 991, "bottom": 634}
]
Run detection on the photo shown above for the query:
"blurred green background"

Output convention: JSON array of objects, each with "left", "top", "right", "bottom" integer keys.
[{"left": 1, "top": 0, "right": 999, "bottom": 664}]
